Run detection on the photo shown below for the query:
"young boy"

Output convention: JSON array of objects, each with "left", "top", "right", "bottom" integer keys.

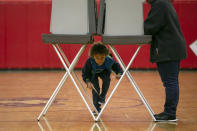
[{"left": 82, "top": 43, "right": 123, "bottom": 113}]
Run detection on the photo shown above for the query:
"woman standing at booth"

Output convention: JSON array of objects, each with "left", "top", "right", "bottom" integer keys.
[{"left": 144, "top": 0, "right": 187, "bottom": 121}]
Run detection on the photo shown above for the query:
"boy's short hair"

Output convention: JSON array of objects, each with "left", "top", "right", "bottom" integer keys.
[{"left": 89, "top": 42, "right": 109, "bottom": 57}]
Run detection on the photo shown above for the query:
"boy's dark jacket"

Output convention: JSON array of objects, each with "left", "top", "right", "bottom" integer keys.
[
  {"left": 144, "top": 0, "right": 187, "bottom": 63},
  {"left": 82, "top": 56, "right": 123, "bottom": 83}
]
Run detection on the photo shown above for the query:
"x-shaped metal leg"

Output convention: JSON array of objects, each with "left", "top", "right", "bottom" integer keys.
[
  {"left": 109, "top": 45, "right": 156, "bottom": 121},
  {"left": 38, "top": 44, "right": 101, "bottom": 121},
  {"left": 94, "top": 45, "right": 144, "bottom": 121},
  {"left": 55, "top": 44, "right": 102, "bottom": 117}
]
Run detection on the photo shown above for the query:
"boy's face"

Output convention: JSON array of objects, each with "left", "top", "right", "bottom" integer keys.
[{"left": 93, "top": 54, "right": 106, "bottom": 66}]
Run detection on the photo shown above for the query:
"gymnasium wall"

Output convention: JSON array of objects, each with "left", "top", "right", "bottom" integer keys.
[{"left": 0, "top": 0, "right": 196, "bottom": 69}]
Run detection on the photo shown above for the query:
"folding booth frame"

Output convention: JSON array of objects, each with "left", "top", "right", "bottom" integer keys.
[{"left": 38, "top": 0, "right": 156, "bottom": 122}]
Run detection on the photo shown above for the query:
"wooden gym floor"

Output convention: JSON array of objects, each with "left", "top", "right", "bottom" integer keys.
[{"left": 0, "top": 70, "right": 196, "bottom": 131}]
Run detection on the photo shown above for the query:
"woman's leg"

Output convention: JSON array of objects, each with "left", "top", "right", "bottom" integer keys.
[{"left": 157, "top": 61, "right": 180, "bottom": 116}]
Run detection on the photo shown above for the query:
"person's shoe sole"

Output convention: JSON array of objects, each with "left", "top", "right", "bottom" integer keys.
[{"left": 155, "top": 118, "right": 178, "bottom": 122}]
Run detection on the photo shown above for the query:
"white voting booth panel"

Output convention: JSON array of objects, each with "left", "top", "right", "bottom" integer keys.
[
  {"left": 42, "top": 0, "right": 97, "bottom": 44},
  {"left": 98, "top": 0, "right": 151, "bottom": 45},
  {"left": 104, "top": 0, "right": 144, "bottom": 36},
  {"left": 50, "top": 0, "right": 89, "bottom": 34},
  {"left": 39, "top": 0, "right": 155, "bottom": 122}
]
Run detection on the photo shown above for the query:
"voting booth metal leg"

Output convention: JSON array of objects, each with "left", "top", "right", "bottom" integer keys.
[
  {"left": 37, "top": 44, "right": 88, "bottom": 120},
  {"left": 56, "top": 45, "right": 101, "bottom": 116},
  {"left": 40, "top": 44, "right": 103, "bottom": 121},
  {"left": 52, "top": 44, "right": 100, "bottom": 120},
  {"left": 38, "top": 44, "right": 102, "bottom": 121},
  {"left": 95, "top": 46, "right": 141, "bottom": 121},
  {"left": 109, "top": 45, "right": 156, "bottom": 121}
]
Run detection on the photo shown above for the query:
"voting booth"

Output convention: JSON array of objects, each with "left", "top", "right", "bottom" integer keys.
[
  {"left": 39, "top": 0, "right": 99, "bottom": 121},
  {"left": 38, "top": 0, "right": 155, "bottom": 122},
  {"left": 95, "top": 0, "right": 154, "bottom": 121}
]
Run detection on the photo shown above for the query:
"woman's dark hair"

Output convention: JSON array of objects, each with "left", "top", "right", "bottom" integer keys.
[{"left": 89, "top": 43, "right": 109, "bottom": 57}]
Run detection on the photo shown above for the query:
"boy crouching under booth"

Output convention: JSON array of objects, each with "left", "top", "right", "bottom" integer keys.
[{"left": 82, "top": 43, "right": 123, "bottom": 114}]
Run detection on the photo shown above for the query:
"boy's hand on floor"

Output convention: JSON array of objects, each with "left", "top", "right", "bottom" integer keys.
[
  {"left": 87, "top": 82, "right": 93, "bottom": 89},
  {"left": 115, "top": 74, "right": 121, "bottom": 80}
]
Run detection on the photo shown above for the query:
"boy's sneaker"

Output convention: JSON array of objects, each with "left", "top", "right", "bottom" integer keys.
[
  {"left": 93, "top": 111, "right": 98, "bottom": 116},
  {"left": 154, "top": 112, "right": 178, "bottom": 122},
  {"left": 92, "top": 107, "right": 101, "bottom": 116},
  {"left": 92, "top": 110, "right": 100, "bottom": 116},
  {"left": 98, "top": 97, "right": 105, "bottom": 105}
]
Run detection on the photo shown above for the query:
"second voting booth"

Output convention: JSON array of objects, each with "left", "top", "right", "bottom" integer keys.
[{"left": 38, "top": 0, "right": 155, "bottom": 122}]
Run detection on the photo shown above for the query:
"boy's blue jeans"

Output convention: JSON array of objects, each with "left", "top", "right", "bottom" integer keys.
[
  {"left": 157, "top": 60, "right": 180, "bottom": 116},
  {"left": 91, "top": 71, "right": 111, "bottom": 112}
]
